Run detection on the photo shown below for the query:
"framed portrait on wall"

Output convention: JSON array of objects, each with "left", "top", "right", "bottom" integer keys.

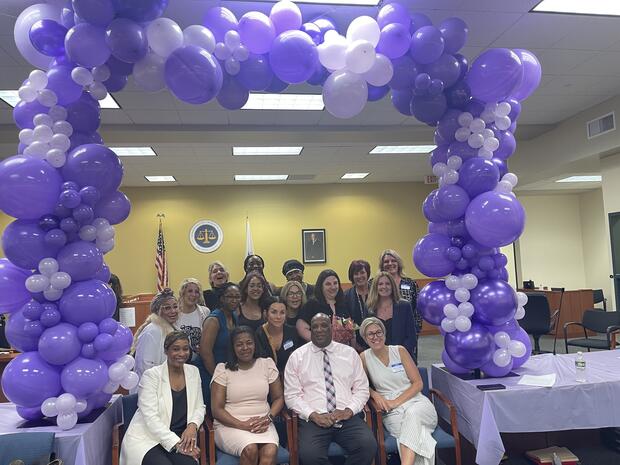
[{"left": 302, "top": 229, "right": 326, "bottom": 264}]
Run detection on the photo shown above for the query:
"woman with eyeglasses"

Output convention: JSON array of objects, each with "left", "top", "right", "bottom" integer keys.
[
  {"left": 239, "top": 271, "right": 269, "bottom": 331},
  {"left": 359, "top": 317, "right": 437, "bottom": 465},
  {"left": 132, "top": 289, "right": 179, "bottom": 381},
  {"left": 279, "top": 280, "right": 307, "bottom": 326}
]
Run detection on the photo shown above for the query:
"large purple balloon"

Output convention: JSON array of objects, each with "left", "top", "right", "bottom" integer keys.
[
  {"left": 70, "top": 131, "right": 103, "bottom": 151},
  {"left": 423, "top": 53, "right": 461, "bottom": 88},
  {"left": 29, "top": 19, "right": 67, "bottom": 57},
  {"left": 46, "top": 65, "right": 83, "bottom": 106},
  {"left": 165, "top": 46, "right": 223, "bottom": 104},
  {"left": 38, "top": 322, "right": 82, "bottom": 365},
  {"left": 442, "top": 349, "right": 470, "bottom": 374},
  {"left": 238, "top": 12, "right": 275, "bottom": 55},
  {"left": 270, "top": 31, "right": 318, "bottom": 84},
  {"left": 446, "top": 80, "right": 471, "bottom": 109},
  {"left": 466, "top": 48, "right": 523, "bottom": 103},
  {"left": 410, "top": 26, "right": 444, "bottom": 65},
  {"left": 0, "top": 155, "right": 62, "bottom": 220},
  {"left": 413, "top": 233, "right": 455, "bottom": 278},
  {"left": 430, "top": 145, "right": 448, "bottom": 165},
  {"left": 237, "top": 54, "right": 273, "bottom": 91},
  {"left": 493, "top": 128, "right": 516, "bottom": 160},
  {"left": 203, "top": 7, "right": 238, "bottom": 43},
  {"left": 73, "top": 0, "right": 115, "bottom": 27},
  {"left": 1, "top": 352, "right": 62, "bottom": 407},
  {"left": 471, "top": 279, "right": 517, "bottom": 326},
  {"left": 93, "top": 190, "right": 131, "bottom": 225},
  {"left": 5, "top": 308, "right": 40, "bottom": 351},
  {"left": 112, "top": 0, "right": 168, "bottom": 23},
  {"left": 97, "top": 324, "right": 133, "bottom": 361},
  {"left": 0, "top": 259, "right": 31, "bottom": 315},
  {"left": 65, "top": 23, "right": 111, "bottom": 68},
  {"left": 422, "top": 189, "right": 443, "bottom": 223},
  {"left": 411, "top": 93, "right": 447, "bottom": 126},
  {"left": 458, "top": 158, "right": 500, "bottom": 198},
  {"left": 433, "top": 184, "right": 470, "bottom": 221},
  {"left": 61, "top": 356, "right": 107, "bottom": 398},
  {"left": 389, "top": 55, "right": 417, "bottom": 90},
  {"left": 2, "top": 219, "right": 61, "bottom": 270},
  {"left": 391, "top": 89, "right": 413, "bottom": 116},
  {"left": 66, "top": 93, "right": 101, "bottom": 134},
  {"left": 217, "top": 75, "right": 249, "bottom": 110},
  {"left": 465, "top": 191, "right": 526, "bottom": 247},
  {"left": 58, "top": 241, "right": 104, "bottom": 282},
  {"left": 445, "top": 322, "right": 494, "bottom": 369},
  {"left": 436, "top": 109, "right": 461, "bottom": 144},
  {"left": 16, "top": 405, "right": 44, "bottom": 421},
  {"left": 13, "top": 100, "right": 49, "bottom": 130},
  {"left": 417, "top": 280, "right": 457, "bottom": 325},
  {"left": 438, "top": 17, "right": 468, "bottom": 54},
  {"left": 377, "top": 23, "right": 410, "bottom": 59},
  {"left": 511, "top": 49, "right": 541, "bottom": 101},
  {"left": 377, "top": 2, "right": 411, "bottom": 28},
  {"left": 62, "top": 144, "right": 123, "bottom": 195},
  {"left": 59, "top": 279, "right": 116, "bottom": 326},
  {"left": 480, "top": 358, "right": 514, "bottom": 378},
  {"left": 105, "top": 18, "right": 148, "bottom": 63}
]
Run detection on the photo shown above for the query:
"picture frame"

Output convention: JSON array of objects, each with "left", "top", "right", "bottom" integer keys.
[{"left": 302, "top": 229, "right": 326, "bottom": 264}]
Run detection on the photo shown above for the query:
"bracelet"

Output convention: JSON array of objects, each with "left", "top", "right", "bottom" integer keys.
[{"left": 267, "top": 413, "right": 275, "bottom": 423}]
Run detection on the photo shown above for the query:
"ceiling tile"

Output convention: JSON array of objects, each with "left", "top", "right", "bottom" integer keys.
[
  {"left": 115, "top": 91, "right": 178, "bottom": 110},
  {"left": 177, "top": 110, "right": 229, "bottom": 125},
  {"left": 492, "top": 13, "right": 581, "bottom": 49},
  {"left": 533, "top": 49, "right": 599, "bottom": 75},
  {"left": 570, "top": 52, "right": 620, "bottom": 77},
  {"left": 551, "top": 16, "right": 620, "bottom": 50},
  {"left": 125, "top": 109, "right": 181, "bottom": 125}
]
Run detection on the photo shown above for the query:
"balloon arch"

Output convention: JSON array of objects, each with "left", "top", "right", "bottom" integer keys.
[{"left": 0, "top": 0, "right": 540, "bottom": 428}]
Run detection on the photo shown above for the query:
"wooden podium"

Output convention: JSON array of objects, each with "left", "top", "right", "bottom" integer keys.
[{"left": 120, "top": 293, "right": 155, "bottom": 334}]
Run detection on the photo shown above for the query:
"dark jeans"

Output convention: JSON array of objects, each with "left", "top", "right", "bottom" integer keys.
[
  {"left": 142, "top": 445, "right": 196, "bottom": 465},
  {"left": 298, "top": 414, "right": 377, "bottom": 465}
]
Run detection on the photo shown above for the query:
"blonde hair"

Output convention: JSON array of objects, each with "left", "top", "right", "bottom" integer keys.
[
  {"left": 208, "top": 261, "right": 229, "bottom": 287},
  {"left": 360, "top": 317, "right": 386, "bottom": 342},
  {"left": 280, "top": 280, "right": 307, "bottom": 308},
  {"left": 367, "top": 271, "right": 402, "bottom": 312},
  {"left": 131, "top": 291, "right": 177, "bottom": 354},
  {"left": 178, "top": 278, "right": 205, "bottom": 308},
  {"left": 378, "top": 249, "right": 406, "bottom": 277}
]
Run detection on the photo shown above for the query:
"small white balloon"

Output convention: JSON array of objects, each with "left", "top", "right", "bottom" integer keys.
[
  {"left": 56, "top": 393, "right": 77, "bottom": 413},
  {"left": 29, "top": 70, "right": 48, "bottom": 90},
  {"left": 103, "top": 381, "right": 120, "bottom": 394},
  {"left": 485, "top": 102, "right": 498, "bottom": 113},
  {"left": 33, "top": 113, "right": 53, "bottom": 127},
  {"left": 443, "top": 303, "right": 459, "bottom": 319},
  {"left": 224, "top": 57, "right": 240, "bottom": 76},
  {"left": 224, "top": 30, "right": 241, "bottom": 50},
  {"left": 49, "top": 105, "right": 68, "bottom": 122},
  {"left": 75, "top": 400, "right": 88, "bottom": 413},
  {"left": 37, "top": 89, "right": 58, "bottom": 107},
  {"left": 44, "top": 285, "right": 63, "bottom": 301},
  {"left": 455, "top": 127, "right": 470, "bottom": 142},
  {"left": 26, "top": 274, "right": 50, "bottom": 293},
  {"left": 29, "top": 141, "right": 49, "bottom": 156},
  {"left": 214, "top": 42, "right": 231, "bottom": 60},
  {"left": 362, "top": 53, "right": 393, "bottom": 87},
  {"left": 443, "top": 169, "right": 459, "bottom": 185},
  {"left": 41, "top": 397, "right": 58, "bottom": 417},
  {"left": 454, "top": 315, "right": 472, "bottom": 332},
  {"left": 97, "top": 238, "right": 115, "bottom": 253},
  {"left": 503, "top": 173, "right": 519, "bottom": 187},
  {"left": 46, "top": 149, "right": 66, "bottom": 168},
  {"left": 457, "top": 112, "right": 473, "bottom": 127},
  {"left": 147, "top": 17, "right": 184, "bottom": 58},
  {"left": 18, "top": 85, "right": 38, "bottom": 102},
  {"left": 19, "top": 128, "right": 35, "bottom": 145},
  {"left": 34, "top": 124, "right": 54, "bottom": 143},
  {"left": 447, "top": 155, "right": 462, "bottom": 170},
  {"left": 515, "top": 306, "right": 526, "bottom": 319},
  {"left": 91, "top": 65, "right": 111, "bottom": 83},
  {"left": 467, "top": 132, "right": 484, "bottom": 149},
  {"left": 483, "top": 137, "right": 499, "bottom": 152},
  {"left": 318, "top": 33, "right": 348, "bottom": 71},
  {"left": 445, "top": 274, "right": 461, "bottom": 291},
  {"left": 50, "top": 133, "right": 71, "bottom": 152},
  {"left": 495, "top": 115, "right": 511, "bottom": 130},
  {"left": 517, "top": 291, "right": 528, "bottom": 307},
  {"left": 121, "top": 371, "right": 139, "bottom": 390},
  {"left": 454, "top": 288, "right": 471, "bottom": 303},
  {"left": 50, "top": 271, "right": 71, "bottom": 290},
  {"left": 482, "top": 128, "right": 495, "bottom": 140},
  {"left": 469, "top": 118, "right": 486, "bottom": 133},
  {"left": 38, "top": 257, "right": 59, "bottom": 276},
  {"left": 494, "top": 331, "right": 511, "bottom": 348},
  {"left": 461, "top": 273, "right": 478, "bottom": 290},
  {"left": 345, "top": 39, "right": 376, "bottom": 74},
  {"left": 432, "top": 162, "right": 448, "bottom": 177},
  {"left": 119, "top": 355, "right": 136, "bottom": 370},
  {"left": 79, "top": 225, "right": 98, "bottom": 242},
  {"left": 108, "top": 362, "right": 129, "bottom": 382},
  {"left": 57, "top": 412, "right": 78, "bottom": 430},
  {"left": 53, "top": 120, "right": 73, "bottom": 137},
  {"left": 232, "top": 44, "right": 249, "bottom": 61},
  {"left": 71, "top": 67, "right": 94, "bottom": 86},
  {"left": 183, "top": 25, "right": 216, "bottom": 53},
  {"left": 478, "top": 147, "right": 493, "bottom": 159},
  {"left": 92, "top": 217, "right": 110, "bottom": 230},
  {"left": 97, "top": 225, "right": 116, "bottom": 241},
  {"left": 493, "top": 348, "right": 511, "bottom": 367},
  {"left": 495, "top": 180, "right": 513, "bottom": 193},
  {"left": 508, "top": 340, "right": 526, "bottom": 358},
  {"left": 88, "top": 82, "right": 108, "bottom": 100},
  {"left": 496, "top": 101, "right": 512, "bottom": 117},
  {"left": 458, "top": 302, "right": 474, "bottom": 318},
  {"left": 346, "top": 15, "right": 380, "bottom": 47},
  {"left": 480, "top": 109, "right": 495, "bottom": 123},
  {"left": 441, "top": 317, "right": 457, "bottom": 333}
]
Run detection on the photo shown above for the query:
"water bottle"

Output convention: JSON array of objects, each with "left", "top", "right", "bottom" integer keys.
[{"left": 575, "top": 351, "right": 586, "bottom": 383}]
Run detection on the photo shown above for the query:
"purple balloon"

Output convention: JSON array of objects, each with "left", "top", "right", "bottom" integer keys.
[
  {"left": 507, "top": 98, "right": 521, "bottom": 121},
  {"left": 422, "top": 189, "right": 444, "bottom": 223},
  {"left": 265, "top": 75, "right": 288, "bottom": 93},
  {"left": 58, "top": 241, "right": 104, "bottom": 282},
  {"left": 73, "top": 0, "right": 115, "bottom": 26},
  {"left": 2, "top": 219, "right": 61, "bottom": 270},
  {"left": 103, "top": 73, "right": 128, "bottom": 92},
  {"left": 1, "top": 352, "right": 62, "bottom": 407},
  {"left": 376, "top": 23, "right": 410, "bottom": 59},
  {"left": 40, "top": 306, "right": 61, "bottom": 327},
  {"left": 313, "top": 18, "right": 336, "bottom": 40},
  {"left": 510, "top": 326, "right": 532, "bottom": 368},
  {"left": 410, "top": 13, "right": 432, "bottom": 34},
  {"left": 46, "top": 65, "right": 83, "bottom": 105},
  {"left": 368, "top": 84, "right": 390, "bottom": 102},
  {"left": 410, "top": 26, "right": 444, "bottom": 65},
  {"left": 78, "top": 322, "right": 99, "bottom": 342},
  {"left": 93, "top": 190, "right": 131, "bottom": 225},
  {"left": 60, "top": 189, "right": 81, "bottom": 209},
  {"left": 79, "top": 186, "right": 100, "bottom": 207},
  {"left": 61, "top": 7, "right": 75, "bottom": 29},
  {"left": 492, "top": 158, "right": 508, "bottom": 178},
  {"left": 391, "top": 89, "right": 413, "bottom": 116},
  {"left": 447, "top": 141, "right": 478, "bottom": 162},
  {"left": 86, "top": 389, "right": 112, "bottom": 409},
  {"left": 45, "top": 228, "right": 68, "bottom": 249},
  {"left": 61, "top": 356, "right": 107, "bottom": 398},
  {"left": 16, "top": 405, "right": 44, "bottom": 421},
  {"left": 438, "top": 17, "right": 468, "bottom": 54},
  {"left": 70, "top": 131, "right": 103, "bottom": 151},
  {"left": 0, "top": 155, "right": 62, "bottom": 220},
  {"left": 62, "top": 144, "right": 123, "bottom": 195},
  {"left": 237, "top": 54, "right": 273, "bottom": 91},
  {"left": 66, "top": 93, "right": 101, "bottom": 134},
  {"left": 105, "top": 18, "right": 148, "bottom": 63},
  {"left": 270, "top": 31, "right": 318, "bottom": 84},
  {"left": 29, "top": 19, "right": 67, "bottom": 57},
  {"left": 511, "top": 49, "right": 541, "bottom": 101},
  {"left": 238, "top": 12, "right": 275, "bottom": 55},
  {"left": 165, "top": 46, "right": 223, "bottom": 104},
  {"left": 73, "top": 204, "right": 94, "bottom": 224},
  {"left": 65, "top": 23, "right": 111, "bottom": 67},
  {"left": 203, "top": 7, "right": 238, "bottom": 43},
  {"left": 445, "top": 322, "right": 494, "bottom": 369},
  {"left": 301, "top": 22, "right": 322, "bottom": 45},
  {"left": 417, "top": 280, "right": 457, "bottom": 325},
  {"left": 428, "top": 221, "right": 448, "bottom": 235},
  {"left": 0, "top": 260, "right": 31, "bottom": 315},
  {"left": 430, "top": 145, "right": 448, "bottom": 165},
  {"left": 270, "top": 1, "right": 302, "bottom": 34},
  {"left": 493, "top": 128, "right": 516, "bottom": 160},
  {"left": 59, "top": 279, "right": 116, "bottom": 326},
  {"left": 99, "top": 317, "right": 118, "bottom": 335},
  {"left": 436, "top": 109, "right": 461, "bottom": 144},
  {"left": 22, "top": 300, "right": 43, "bottom": 320},
  {"left": 388, "top": 55, "right": 417, "bottom": 90},
  {"left": 480, "top": 359, "right": 514, "bottom": 378},
  {"left": 433, "top": 184, "right": 470, "bottom": 221},
  {"left": 457, "top": 158, "right": 500, "bottom": 198},
  {"left": 423, "top": 53, "right": 461, "bottom": 88},
  {"left": 94, "top": 262, "right": 111, "bottom": 282},
  {"left": 6, "top": 309, "right": 40, "bottom": 351},
  {"left": 446, "top": 80, "right": 471, "bottom": 109},
  {"left": 38, "top": 322, "right": 82, "bottom": 365},
  {"left": 97, "top": 324, "right": 133, "bottom": 361},
  {"left": 60, "top": 217, "right": 78, "bottom": 233},
  {"left": 13, "top": 100, "right": 48, "bottom": 130},
  {"left": 455, "top": 53, "right": 468, "bottom": 80},
  {"left": 442, "top": 349, "right": 470, "bottom": 374},
  {"left": 413, "top": 233, "right": 455, "bottom": 278},
  {"left": 466, "top": 48, "right": 524, "bottom": 103},
  {"left": 465, "top": 191, "right": 526, "bottom": 247},
  {"left": 377, "top": 3, "right": 411, "bottom": 29},
  {"left": 411, "top": 93, "right": 447, "bottom": 126},
  {"left": 106, "top": 55, "right": 134, "bottom": 76},
  {"left": 306, "top": 64, "right": 328, "bottom": 86},
  {"left": 471, "top": 279, "right": 517, "bottom": 326},
  {"left": 217, "top": 74, "right": 249, "bottom": 110}
]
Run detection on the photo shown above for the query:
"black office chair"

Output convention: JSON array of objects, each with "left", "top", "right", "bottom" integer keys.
[
  {"left": 564, "top": 310, "right": 620, "bottom": 353},
  {"left": 520, "top": 292, "right": 555, "bottom": 354},
  {"left": 593, "top": 289, "right": 607, "bottom": 311}
]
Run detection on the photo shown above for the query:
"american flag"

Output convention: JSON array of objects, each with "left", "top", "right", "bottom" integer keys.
[{"left": 155, "top": 219, "right": 168, "bottom": 292}]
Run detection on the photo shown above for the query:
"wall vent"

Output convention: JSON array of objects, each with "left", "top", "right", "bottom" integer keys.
[{"left": 587, "top": 112, "right": 615, "bottom": 139}]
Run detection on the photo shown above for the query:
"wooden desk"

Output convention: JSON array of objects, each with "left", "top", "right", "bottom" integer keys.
[
  {"left": 0, "top": 351, "right": 19, "bottom": 403},
  {"left": 121, "top": 293, "right": 155, "bottom": 334},
  {"left": 523, "top": 289, "right": 594, "bottom": 338}
]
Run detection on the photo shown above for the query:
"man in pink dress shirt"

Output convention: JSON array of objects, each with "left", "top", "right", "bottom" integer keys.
[{"left": 284, "top": 313, "right": 377, "bottom": 465}]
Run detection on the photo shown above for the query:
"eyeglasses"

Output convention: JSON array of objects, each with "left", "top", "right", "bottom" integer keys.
[
  {"left": 366, "top": 330, "right": 384, "bottom": 339},
  {"left": 287, "top": 291, "right": 303, "bottom": 297}
]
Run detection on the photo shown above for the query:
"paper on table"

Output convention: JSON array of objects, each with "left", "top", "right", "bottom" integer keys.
[
  {"left": 518, "top": 373, "right": 556, "bottom": 387},
  {"left": 119, "top": 307, "right": 136, "bottom": 327}
]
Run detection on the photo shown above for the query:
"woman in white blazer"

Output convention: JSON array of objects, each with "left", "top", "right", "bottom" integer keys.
[{"left": 121, "top": 331, "right": 206, "bottom": 465}]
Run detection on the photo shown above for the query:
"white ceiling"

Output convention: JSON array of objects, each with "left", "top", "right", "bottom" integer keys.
[{"left": 0, "top": 0, "right": 619, "bottom": 188}]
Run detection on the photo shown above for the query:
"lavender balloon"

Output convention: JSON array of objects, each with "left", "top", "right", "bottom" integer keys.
[
  {"left": 417, "top": 280, "right": 457, "bottom": 325},
  {"left": 165, "top": 46, "right": 223, "bottom": 104},
  {"left": 38, "top": 323, "right": 82, "bottom": 365},
  {"left": 470, "top": 279, "right": 517, "bottom": 326},
  {"left": 61, "top": 356, "right": 107, "bottom": 398},
  {"left": 433, "top": 184, "right": 470, "bottom": 221},
  {"left": 445, "top": 322, "right": 494, "bottom": 369},
  {"left": 1, "top": 352, "right": 62, "bottom": 407},
  {"left": 442, "top": 349, "right": 470, "bottom": 374},
  {"left": 377, "top": 3, "right": 411, "bottom": 28},
  {"left": 73, "top": 0, "right": 115, "bottom": 26},
  {"left": 93, "top": 190, "right": 131, "bottom": 225},
  {"left": 238, "top": 12, "right": 275, "bottom": 55},
  {"left": 457, "top": 158, "right": 500, "bottom": 198},
  {"left": 270, "top": 31, "right": 318, "bottom": 84},
  {"left": 62, "top": 144, "right": 123, "bottom": 195},
  {"left": 59, "top": 279, "right": 116, "bottom": 326},
  {"left": 480, "top": 358, "right": 513, "bottom": 378},
  {"left": 29, "top": 19, "right": 67, "bottom": 57},
  {"left": 57, "top": 241, "right": 104, "bottom": 282},
  {"left": 203, "top": 7, "right": 238, "bottom": 43},
  {"left": 376, "top": 23, "right": 410, "bottom": 59},
  {"left": 465, "top": 191, "right": 525, "bottom": 248},
  {"left": 413, "top": 233, "right": 455, "bottom": 278},
  {"left": 0, "top": 259, "right": 31, "bottom": 315},
  {"left": 466, "top": 48, "right": 523, "bottom": 103},
  {"left": 105, "top": 18, "right": 148, "bottom": 64},
  {"left": 511, "top": 49, "right": 541, "bottom": 101},
  {"left": 65, "top": 23, "right": 111, "bottom": 68},
  {"left": 46, "top": 65, "right": 83, "bottom": 106},
  {"left": 410, "top": 26, "right": 444, "bottom": 65},
  {"left": 270, "top": 0, "right": 302, "bottom": 35}
]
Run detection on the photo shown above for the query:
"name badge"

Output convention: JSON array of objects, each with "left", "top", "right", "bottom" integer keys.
[
  {"left": 400, "top": 284, "right": 411, "bottom": 290},
  {"left": 391, "top": 363, "right": 405, "bottom": 373},
  {"left": 283, "top": 339, "right": 294, "bottom": 351}
]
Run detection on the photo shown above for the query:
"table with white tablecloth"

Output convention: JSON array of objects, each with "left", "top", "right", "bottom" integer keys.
[
  {"left": 0, "top": 394, "right": 122, "bottom": 465},
  {"left": 431, "top": 351, "right": 620, "bottom": 465}
]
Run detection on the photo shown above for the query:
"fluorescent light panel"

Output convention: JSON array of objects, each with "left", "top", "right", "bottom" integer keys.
[
  {"left": 370, "top": 145, "right": 437, "bottom": 154},
  {"left": 0, "top": 90, "right": 120, "bottom": 109},
  {"left": 242, "top": 93, "right": 324, "bottom": 111},
  {"left": 556, "top": 175, "right": 602, "bottom": 183},
  {"left": 145, "top": 175, "right": 176, "bottom": 182},
  {"left": 532, "top": 0, "right": 620, "bottom": 16},
  {"left": 341, "top": 173, "right": 369, "bottom": 179},
  {"left": 111, "top": 147, "right": 157, "bottom": 157},
  {"left": 233, "top": 146, "right": 303, "bottom": 156},
  {"left": 235, "top": 175, "right": 288, "bottom": 181}
]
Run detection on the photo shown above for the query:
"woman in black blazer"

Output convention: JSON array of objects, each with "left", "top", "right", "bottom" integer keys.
[{"left": 256, "top": 297, "right": 301, "bottom": 373}]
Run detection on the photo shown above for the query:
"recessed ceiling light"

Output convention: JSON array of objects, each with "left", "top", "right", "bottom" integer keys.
[
  {"left": 242, "top": 93, "right": 324, "bottom": 111},
  {"left": 0, "top": 90, "right": 120, "bottom": 109},
  {"left": 556, "top": 175, "right": 602, "bottom": 183},
  {"left": 532, "top": 0, "right": 620, "bottom": 16},
  {"left": 145, "top": 175, "right": 176, "bottom": 182},
  {"left": 233, "top": 146, "right": 303, "bottom": 156},
  {"left": 370, "top": 145, "right": 437, "bottom": 154},
  {"left": 341, "top": 173, "right": 370, "bottom": 179},
  {"left": 111, "top": 147, "right": 157, "bottom": 157},
  {"left": 235, "top": 175, "right": 289, "bottom": 181}
]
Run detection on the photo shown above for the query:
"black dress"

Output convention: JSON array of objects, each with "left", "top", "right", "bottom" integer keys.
[
  {"left": 255, "top": 324, "right": 301, "bottom": 373},
  {"left": 298, "top": 298, "right": 350, "bottom": 325},
  {"left": 203, "top": 285, "right": 228, "bottom": 311}
]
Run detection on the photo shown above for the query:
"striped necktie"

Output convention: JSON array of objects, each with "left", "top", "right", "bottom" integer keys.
[{"left": 322, "top": 349, "right": 337, "bottom": 412}]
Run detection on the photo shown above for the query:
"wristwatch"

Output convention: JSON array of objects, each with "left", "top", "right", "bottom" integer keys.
[{"left": 267, "top": 413, "right": 275, "bottom": 423}]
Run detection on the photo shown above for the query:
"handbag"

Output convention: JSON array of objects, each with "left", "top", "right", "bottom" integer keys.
[{"left": 331, "top": 314, "right": 355, "bottom": 346}]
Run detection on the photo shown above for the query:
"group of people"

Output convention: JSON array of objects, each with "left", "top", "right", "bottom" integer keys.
[{"left": 122, "top": 249, "right": 434, "bottom": 465}]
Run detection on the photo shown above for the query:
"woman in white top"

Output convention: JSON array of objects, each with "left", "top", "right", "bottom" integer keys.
[
  {"left": 133, "top": 289, "right": 179, "bottom": 381},
  {"left": 359, "top": 317, "right": 438, "bottom": 465},
  {"left": 177, "top": 278, "right": 210, "bottom": 359}
]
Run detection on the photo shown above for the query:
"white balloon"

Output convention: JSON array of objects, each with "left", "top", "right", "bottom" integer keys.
[
  {"left": 516, "top": 291, "right": 528, "bottom": 307},
  {"left": 362, "top": 53, "right": 393, "bottom": 87},
  {"left": 57, "top": 412, "right": 78, "bottom": 430},
  {"left": 92, "top": 65, "right": 111, "bottom": 82},
  {"left": 13, "top": 3, "right": 58, "bottom": 70},
  {"left": 79, "top": 225, "right": 98, "bottom": 242},
  {"left": 119, "top": 355, "right": 136, "bottom": 370},
  {"left": 133, "top": 52, "right": 166, "bottom": 92},
  {"left": 458, "top": 302, "right": 474, "bottom": 318},
  {"left": 46, "top": 149, "right": 66, "bottom": 168},
  {"left": 443, "top": 169, "right": 459, "bottom": 185},
  {"left": 480, "top": 109, "right": 495, "bottom": 123},
  {"left": 460, "top": 273, "right": 478, "bottom": 290},
  {"left": 445, "top": 275, "right": 461, "bottom": 291},
  {"left": 224, "top": 57, "right": 240, "bottom": 76},
  {"left": 493, "top": 348, "right": 511, "bottom": 367},
  {"left": 467, "top": 132, "right": 484, "bottom": 149},
  {"left": 53, "top": 120, "right": 73, "bottom": 137},
  {"left": 29, "top": 70, "right": 48, "bottom": 90},
  {"left": 482, "top": 128, "right": 495, "bottom": 140},
  {"left": 147, "top": 18, "right": 184, "bottom": 58},
  {"left": 441, "top": 317, "right": 456, "bottom": 333},
  {"left": 97, "top": 225, "right": 116, "bottom": 241},
  {"left": 457, "top": 112, "right": 473, "bottom": 127},
  {"left": 50, "top": 133, "right": 71, "bottom": 151},
  {"left": 34, "top": 124, "right": 54, "bottom": 143},
  {"left": 56, "top": 393, "right": 77, "bottom": 413},
  {"left": 93, "top": 218, "right": 110, "bottom": 230},
  {"left": 494, "top": 331, "right": 510, "bottom": 348},
  {"left": 103, "top": 381, "right": 120, "bottom": 394},
  {"left": 97, "top": 238, "right": 115, "bottom": 253},
  {"left": 19, "top": 85, "right": 37, "bottom": 102},
  {"left": 108, "top": 362, "right": 129, "bottom": 382},
  {"left": 44, "top": 285, "right": 63, "bottom": 301},
  {"left": 19, "top": 128, "right": 35, "bottom": 145},
  {"left": 214, "top": 42, "right": 231, "bottom": 60},
  {"left": 71, "top": 66, "right": 94, "bottom": 86},
  {"left": 508, "top": 340, "right": 526, "bottom": 358},
  {"left": 483, "top": 137, "right": 499, "bottom": 152},
  {"left": 50, "top": 271, "right": 71, "bottom": 290},
  {"left": 232, "top": 44, "right": 249, "bottom": 61},
  {"left": 443, "top": 303, "right": 459, "bottom": 319},
  {"left": 88, "top": 82, "right": 108, "bottom": 101},
  {"left": 347, "top": 16, "right": 380, "bottom": 47},
  {"left": 432, "top": 162, "right": 447, "bottom": 177},
  {"left": 183, "top": 25, "right": 216, "bottom": 53},
  {"left": 41, "top": 397, "right": 58, "bottom": 417},
  {"left": 322, "top": 70, "right": 368, "bottom": 119},
  {"left": 515, "top": 306, "right": 526, "bottom": 319},
  {"left": 318, "top": 34, "right": 348, "bottom": 71},
  {"left": 75, "top": 400, "right": 87, "bottom": 413},
  {"left": 454, "top": 288, "right": 470, "bottom": 303},
  {"left": 37, "top": 89, "right": 58, "bottom": 107},
  {"left": 454, "top": 315, "right": 472, "bottom": 332},
  {"left": 26, "top": 274, "right": 49, "bottom": 293},
  {"left": 454, "top": 127, "right": 470, "bottom": 142},
  {"left": 34, "top": 113, "right": 53, "bottom": 127},
  {"left": 345, "top": 40, "right": 376, "bottom": 74},
  {"left": 38, "top": 257, "right": 58, "bottom": 276},
  {"left": 495, "top": 180, "right": 513, "bottom": 193},
  {"left": 121, "top": 371, "right": 139, "bottom": 390},
  {"left": 447, "top": 155, "right": 462, "bottom": 170},
  {"left": 29, "top": 141, "right": 49, "bottom": 156},
  {"left": 224, "top": 30, "right": 241, "bottom": 50},
  {"left": 49, "top": 105, "right": 67, "bottom": 122},
  {"left": 469, "top": 118, "right": 486, "bottom": 133},
  {"left": 495, "top": 101, "right": 512, "bottom": 118},
  {"left": 503, "top": 173, "right": 519, "bottom": 187},
  {"left": 478, "top": 148, "right": 493, "bottom": 159},
  {"left": 495, "top": 115, "right": 511, "bottom": 130}
]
